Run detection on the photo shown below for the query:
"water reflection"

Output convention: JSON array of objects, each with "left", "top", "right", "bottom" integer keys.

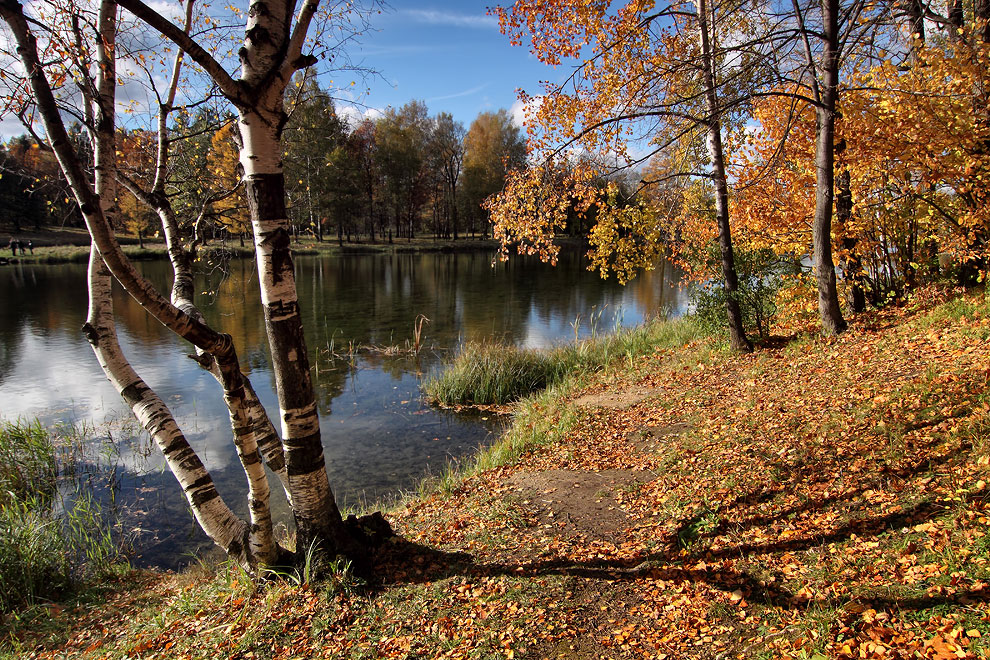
[{"left": 0, "top": 248, "right": 687, "bottom": 567}]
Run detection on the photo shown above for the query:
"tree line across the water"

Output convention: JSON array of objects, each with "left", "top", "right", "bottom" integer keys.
[{"left": 0, "top": 75, "right": 527, "bottom": 247}]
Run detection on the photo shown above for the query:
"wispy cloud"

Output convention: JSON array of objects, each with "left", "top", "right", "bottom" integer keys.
[
  {"left": 400, "top": 9, "right": 498, "bottom": 30},
  {"left": 358, "top": 43, "right": 449, "bottom": 57},
  {"left": 428, "top": 83, "right": 488, "bottom": 102},
  {"left": 510, "top": 95, "right": 543, "bottom": 128}
]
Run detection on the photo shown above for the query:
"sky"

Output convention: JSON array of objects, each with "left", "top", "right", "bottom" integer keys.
[
  {"left": 0, "top": 2, "right": 564, "bottom": 139},
  {"left": 338, "top": 2, "right": 562, "bottom": 129}
]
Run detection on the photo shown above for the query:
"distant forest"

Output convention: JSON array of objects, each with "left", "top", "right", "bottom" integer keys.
[{"left": 0, "top": 76, "right": 544, "bottom": 244}]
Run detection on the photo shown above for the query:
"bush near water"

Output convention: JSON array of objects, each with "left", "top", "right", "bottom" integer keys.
[{"left": 425, "top": 317, "right": 705, "bottom": 406}]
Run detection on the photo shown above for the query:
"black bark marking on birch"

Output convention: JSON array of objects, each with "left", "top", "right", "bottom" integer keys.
[
  {"left": 263, "top": 452, "right": 286, "bottom": 472},
  {"left": 227, "top": 536, "right": 244, "bottom": 560},
  {"left": 266, "top": 312, "right": 313, "bottom": 405},
  {"left": 187, "top": 475, "right": 220, "bottom": 507},
  {"left": 245, "top": 174, "right": 293, "bottom": 285},
  {"left": 246, "top": 173, "right": 289, "bottom": 220},
  {"left": 239, "top": 449, "right": 262, "bottom": 466},
  {"left": 119, "top": 381, "right": 150, "bottom": 406},
  {"left": 248, "top": 0, "right": 271, "bottom": 18},
  {"left": 283, "top": 431, "right": 326, "bottom": 476},
  {"left": 161, "top": 436, "right": 193, "bottom": 459},
  {"left": 245, "top": 25, "right": 272, "bottom": 47},
  {"left": 81, "top": 322, "right": 100, "bottom": 345}
]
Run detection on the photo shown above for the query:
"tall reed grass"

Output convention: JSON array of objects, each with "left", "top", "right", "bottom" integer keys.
[
  {"left": 0, "top": 420, "right": 123, "bottom": 613},
  {"left": 425, "top": 316, "right": 703, "bottom": 406}
]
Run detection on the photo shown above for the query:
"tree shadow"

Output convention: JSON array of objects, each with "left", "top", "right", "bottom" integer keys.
[{"left": 359, "top": 437, "right": 980, "bottom": 622}]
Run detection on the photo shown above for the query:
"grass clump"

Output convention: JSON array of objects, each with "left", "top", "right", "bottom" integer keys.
[
  {"left": 0, "top": 419, "right": 57, "bottom": 501},
  {"left": 426, "top": 343, "right": 563, "bottom": 405},
  {"left": 426, "top": 316, "right": 703, "bottom": 406},
  {"left": 0, "top": 420, "right": 124, "bottom": 613}
]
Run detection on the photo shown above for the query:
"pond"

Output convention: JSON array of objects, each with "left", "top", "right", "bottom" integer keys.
[{"left": 0, "top": 246, "right": 687, "bottom": 568}]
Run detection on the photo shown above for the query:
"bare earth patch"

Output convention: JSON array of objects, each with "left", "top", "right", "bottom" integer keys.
[
  {"left": 571, "top": 384, "right": 654, "bottom": 409},
  {"left": 507, "top": 469, "right": 655, "bottom": 542}
]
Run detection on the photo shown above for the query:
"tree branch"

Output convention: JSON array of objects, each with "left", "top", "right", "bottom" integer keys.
[{"left": 116, "top": 0, "right": 248, "bottom": 106}]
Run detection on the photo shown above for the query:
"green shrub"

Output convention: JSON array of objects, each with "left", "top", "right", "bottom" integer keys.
[
  {"left": 425, "top": 342, "right": 562, "bottom": 405},
  {"left": 425, "top": 317, "right": 704, "bottom": 406},
  {"left": 692, "top": 245, "right": 786, "bottom": 340}
]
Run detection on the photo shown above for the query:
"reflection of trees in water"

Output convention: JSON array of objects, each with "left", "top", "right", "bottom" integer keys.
[
  {"left": 291, "top": 249, "right": 685, "bottom": 352},
  {"left": 1, "top": 252, "right": 682, "bottom": 565},
  {"left": 1, "top": 250, "right": 683, "bottom": 414},
  {"left": 0, "top": 263, "right": 81, "bottom": 387}
]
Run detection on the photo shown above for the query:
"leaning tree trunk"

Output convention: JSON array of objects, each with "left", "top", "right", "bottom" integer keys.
[
  {"left": 696, "top": 0, "right": 753, "bottom": 352},
  {"left": 236, "top": 0, "right": 352, "bottom": 552},
  {"left": 0, "top": 0, "right": 281, "bottom": 566},
  {"left": 141, "top": 25, "right": 295, "bottom": 503},
  {"left": 85, "top": 2, "right": 254, "bottom": 562},
  {"left": 811, "top": 0, "right": 848, "bottom": 335},
  {"left": 240, "top": 109, "right": 347, "bottom": 552}
]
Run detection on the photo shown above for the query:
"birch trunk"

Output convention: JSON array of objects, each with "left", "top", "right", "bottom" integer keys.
[
  {"left": 235, "top": 0, "right": 351, "bottom": 555},
  {"left": 696, "top": 0, "right": 753, "bottom": 353},
  {"left": 85, "top": 0, "right": 259, "bottom": 564},
  {"left": 239, "top": 107, "right": 347, "bottom": 553},
  {"left": 1, "top": 0, "right": 280, "bottom": 566},
  {"left": 85, "top": 250, "right": 253, "bottom": 563}
]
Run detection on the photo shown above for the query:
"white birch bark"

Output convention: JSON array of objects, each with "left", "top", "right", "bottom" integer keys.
[
  {"left": 0, "top": 0, "right": 279, "bottom": 566},
  {"left": 234, "top": 0, "right": 349, "bottom": 553},
  {"left": 84, "top": 0, "right": 254, "bottom": 563},
  {"left": 119, "top": 0, "right": 349, "bottom": 549}
]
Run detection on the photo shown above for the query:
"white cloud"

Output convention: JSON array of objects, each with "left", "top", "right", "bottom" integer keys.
[
  {"left": 338, "top": 104, "right": 383, "bottom": 129},
  {"left": 427, "top": 83, "right": 487, "bottom": 103},
  {"left": 399, "top": 9, "right": 498, "bottom": 30},
  {"left": 0, "top": 113, "right": 27, "bottom": 141},
  {"left": 509, "top": 95, "right": 542, "bottom": 128},
  {"left": 144, "top": 0, "right": 188, "bottom": 25}
]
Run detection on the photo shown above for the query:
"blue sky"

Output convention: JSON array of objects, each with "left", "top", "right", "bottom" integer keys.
[
  {"left": 0, "top": 2, "right": 564, "bottom": 139},
  {"left": 339, "top": 2, "right": 563, "bottom": 128}
]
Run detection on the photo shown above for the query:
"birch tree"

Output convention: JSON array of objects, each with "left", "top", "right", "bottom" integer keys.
[{"left": 0, "top": 0, "right": 380, "bottom": 567}]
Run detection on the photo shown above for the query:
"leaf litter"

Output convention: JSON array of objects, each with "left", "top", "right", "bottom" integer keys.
[{"left": 4, "top": 286, "right": 990, "bottom": 659}]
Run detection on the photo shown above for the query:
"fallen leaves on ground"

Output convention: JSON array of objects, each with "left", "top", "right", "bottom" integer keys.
[{"left": 6, "top": 286, "right": 990, "bottom": 659}]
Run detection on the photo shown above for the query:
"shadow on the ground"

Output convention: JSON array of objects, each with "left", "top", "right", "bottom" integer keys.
[{"left": 365, "top": 436, "right": 980, "bottom": 621}]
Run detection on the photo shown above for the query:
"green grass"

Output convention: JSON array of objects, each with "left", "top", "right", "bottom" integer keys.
[
  {"left": 0, "top": 420, "right": 125, "bottom": 613},
  {"left": 425, "top": 316, "right": 705, "bottom": 406},
  {"left": 0, "top": 419, "right": 58, "bottom": 502}
]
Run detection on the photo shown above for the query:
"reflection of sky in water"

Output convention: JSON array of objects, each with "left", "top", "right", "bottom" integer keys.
[{"left": 0, "top": 251, "right": 687, "bottom": 568}]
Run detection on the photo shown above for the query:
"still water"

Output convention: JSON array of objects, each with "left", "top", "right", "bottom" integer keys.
[{"left": 0, "top": 248, "right": 686, "bottom": 567}]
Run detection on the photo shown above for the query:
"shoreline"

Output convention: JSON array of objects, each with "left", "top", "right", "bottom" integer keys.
[
  {"left": 2, "top": 230, "right": 595, "bottom": 266},
  {"left": 5, "top": 285, "right": 989, "bottom": 659}
]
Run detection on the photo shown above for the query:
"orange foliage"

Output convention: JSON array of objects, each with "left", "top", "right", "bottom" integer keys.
[
  {"left": 207, "top": 122, "right": 250, "bottom": 234},
  {"left": 734, "top": 39, "right": 990, "bottom": 290}
]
